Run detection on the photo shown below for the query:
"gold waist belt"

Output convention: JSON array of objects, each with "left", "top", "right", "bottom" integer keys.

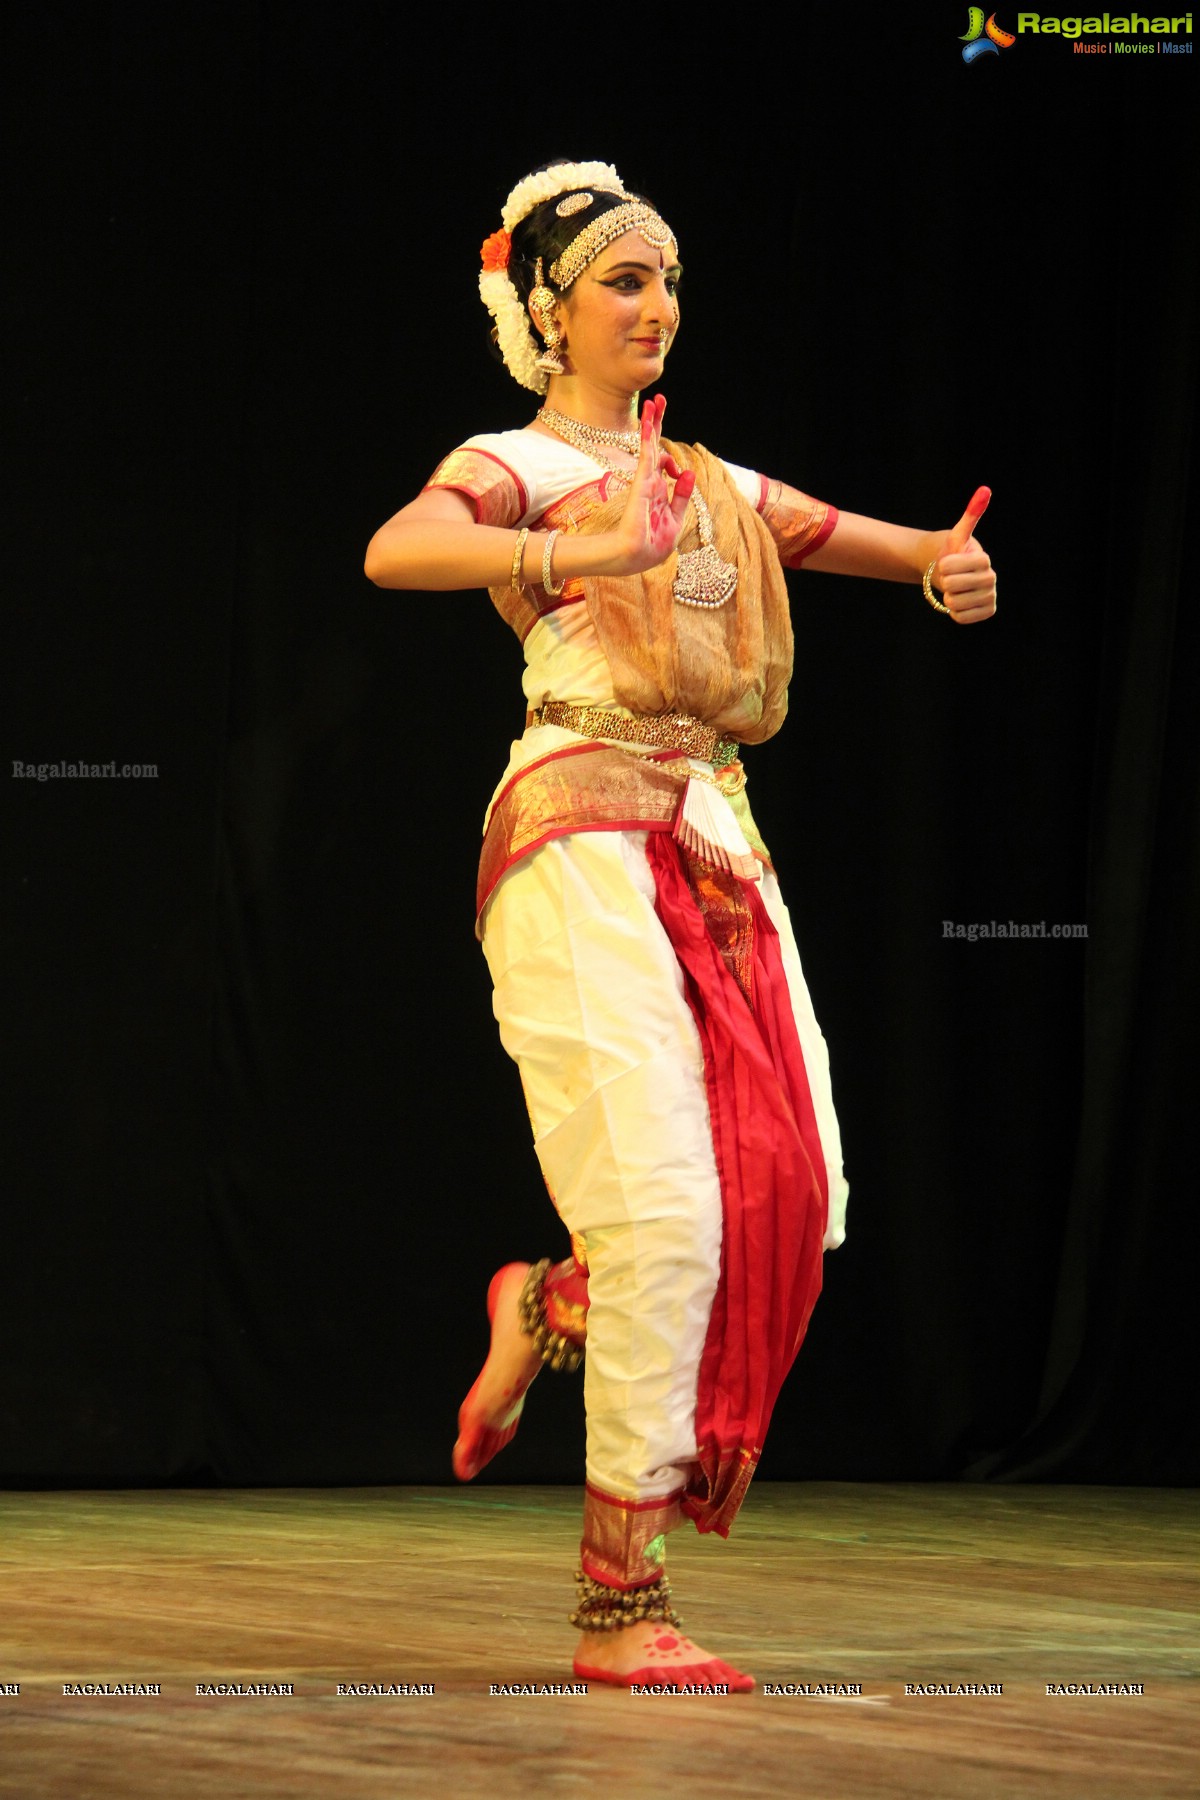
[{"left": 531, "top": 701, "right": 740, "bottom": 769}]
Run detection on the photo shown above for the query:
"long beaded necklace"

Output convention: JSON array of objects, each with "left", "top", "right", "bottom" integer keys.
[{"left": 535, "top": 409, "right": 738, "bottom": 610}]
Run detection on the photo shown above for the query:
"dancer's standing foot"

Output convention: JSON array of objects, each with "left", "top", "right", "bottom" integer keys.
[
  {"left": 452, "top": 1263, "right": 543, "bottom": 1480},
  {"left": 573, "top": 1620, "right": 756, "bottom": 1692}
]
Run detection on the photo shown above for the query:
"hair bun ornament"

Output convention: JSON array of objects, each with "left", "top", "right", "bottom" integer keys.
[{"left": 556, "top": 192, "right": 593, "bottom": 218}]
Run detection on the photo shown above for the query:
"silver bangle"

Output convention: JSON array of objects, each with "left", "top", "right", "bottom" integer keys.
[{"left": 541, "top": 528, "right": 564, "bottom": 597}]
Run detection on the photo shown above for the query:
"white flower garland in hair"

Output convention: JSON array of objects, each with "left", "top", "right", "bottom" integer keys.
[
  {"left": 479, "top": 265, "right": 548, "bottom": 395},
  {"left": 500, "top": 160, "right": 628, "bottom": 232},
  {"left": 479, "top": 160, "right": 630, "bottom": 393}
]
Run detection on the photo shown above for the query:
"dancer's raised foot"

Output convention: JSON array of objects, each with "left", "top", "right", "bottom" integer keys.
[
  {"left": 573, "top": 1620, "right": 756, "bottom": 1693},
  {"left": 452, "top": 1262, "right": 543, "bottom": 1481}
]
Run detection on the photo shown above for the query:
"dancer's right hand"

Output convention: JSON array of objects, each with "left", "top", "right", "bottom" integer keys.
[{"left": 606, "top": 394, "right": 696, "bottom": 575}]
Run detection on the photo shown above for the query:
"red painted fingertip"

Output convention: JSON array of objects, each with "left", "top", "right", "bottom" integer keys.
[
  {"left": 967, "top": 484, "right": 991, "bottom": 522},
  {"left": 676, "top": 469, "right": 696, "bottom": 494}
]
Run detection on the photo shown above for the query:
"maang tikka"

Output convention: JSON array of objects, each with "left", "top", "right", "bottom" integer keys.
[{"left": 529, "top": 258, "right": 564, "bottom": 376}]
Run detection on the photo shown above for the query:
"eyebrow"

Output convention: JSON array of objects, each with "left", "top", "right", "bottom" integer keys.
[{"left": 601, "top": 259, "right": 684, "bottom": 276}]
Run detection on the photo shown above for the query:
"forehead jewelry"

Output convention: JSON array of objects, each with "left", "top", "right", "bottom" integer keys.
[{"left": 550, "top": 202, "right": 676, "bottom": 291}]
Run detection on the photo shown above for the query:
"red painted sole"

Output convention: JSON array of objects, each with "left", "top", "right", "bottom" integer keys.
[
  {"left": 573, "top": 1659, "right": 756, "bottom": 1693},
  {"left": 452, "top": 1263, "right": 531, "bottom": 1483},
  {"left": 486, "top": 1262, "right": 526, "bottom": 1323}
]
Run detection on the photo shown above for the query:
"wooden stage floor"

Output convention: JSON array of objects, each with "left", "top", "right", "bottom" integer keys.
[{"left": 0, "top": 1483, "right": 1194, "bottom": 1799}]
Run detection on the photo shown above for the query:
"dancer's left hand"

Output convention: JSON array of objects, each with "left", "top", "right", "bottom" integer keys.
[{"left": 931, "top": 487, "right": 997, "bottom": 624}]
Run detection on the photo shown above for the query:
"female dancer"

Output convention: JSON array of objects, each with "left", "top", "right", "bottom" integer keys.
[{"left": 365, "top": 160, "right": 996, "bottom": 1691}]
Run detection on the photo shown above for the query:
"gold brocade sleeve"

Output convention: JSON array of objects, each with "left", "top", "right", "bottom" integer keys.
[
  {"left": 424, "top": 448, "right": 525, "bottom": 528},
  {"left": 758, "top": 478, "right": 839, "bottom": 568}
]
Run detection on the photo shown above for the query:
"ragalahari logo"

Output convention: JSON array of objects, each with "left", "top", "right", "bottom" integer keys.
[{"left": 960, "top": 8, "right": 1017, "bottom": 58}]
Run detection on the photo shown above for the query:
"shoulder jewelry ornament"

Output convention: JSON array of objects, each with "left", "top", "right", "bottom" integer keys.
[{"left": 529, "top": 258, "right": 565, "bottom": 376}]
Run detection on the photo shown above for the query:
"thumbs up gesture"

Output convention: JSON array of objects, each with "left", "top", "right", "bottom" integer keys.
[{"left": 929, "top": 486, "right": 997, "bottom": 623}]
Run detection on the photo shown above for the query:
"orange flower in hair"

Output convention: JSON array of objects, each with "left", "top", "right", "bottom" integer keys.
[{"left": 480, "top": 229, "right": 512, "bottom": 272}]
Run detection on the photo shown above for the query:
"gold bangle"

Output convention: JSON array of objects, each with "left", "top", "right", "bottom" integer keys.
[
  {"left": 541, "top": 528, "right": 564, "bottom": 596},
  {"left": 923, "top": 558, "right": 950, "bottom": 614},
  {"left": 510, "top": 527, "right": 530, "bottom": 592}
]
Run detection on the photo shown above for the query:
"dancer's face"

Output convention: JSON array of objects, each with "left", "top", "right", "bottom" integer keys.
[{"left": 556, "top": 232, "right": 681, "bottom": 395}]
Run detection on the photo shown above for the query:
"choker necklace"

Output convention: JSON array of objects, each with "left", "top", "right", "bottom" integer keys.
[{"left": 538, "top": 408, "right": 640, "bottom": 459}]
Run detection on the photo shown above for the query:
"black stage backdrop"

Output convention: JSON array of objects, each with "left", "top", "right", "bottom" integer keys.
[{"left": 4, "top": 5, "right": 1198, "bottom": 1488}]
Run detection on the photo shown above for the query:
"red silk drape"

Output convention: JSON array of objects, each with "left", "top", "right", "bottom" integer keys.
[{"left": 645, "top": 834, "right": 829, "bottom": 1536}]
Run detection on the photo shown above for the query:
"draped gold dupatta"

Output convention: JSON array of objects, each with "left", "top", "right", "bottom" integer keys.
[{"left": 487, "top": 440, "right": 794, "bottom": 743}]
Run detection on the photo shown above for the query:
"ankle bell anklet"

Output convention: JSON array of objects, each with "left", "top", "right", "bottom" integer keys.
[
  {"left": 517, "top": 1258, "right": 585, "bottom": 1372},
  {"left": 568, "top": 1571, "right": 683, "bottom": 1633}
]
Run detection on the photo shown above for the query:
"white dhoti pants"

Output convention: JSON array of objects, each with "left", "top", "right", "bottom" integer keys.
[{"left": 481, "top": 828, "right": 848, "bottom": 1519}]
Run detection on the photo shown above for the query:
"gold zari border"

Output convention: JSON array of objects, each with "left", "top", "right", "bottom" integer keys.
[
  {"left": 760, "top": 480, "right": 831, "bottom": 567},
  {"left": 476, "top": 745, "right": 773, "bottom": 927},
  {"left": 682, "top": 1445, "right": 760, "bottom": 1539},
  {"left": 581, "top": 1483, "right": 685, "bottom": 1589}
]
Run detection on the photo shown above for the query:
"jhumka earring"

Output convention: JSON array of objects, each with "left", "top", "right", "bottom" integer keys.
[{"left": 529, "top": 258, "right": 565, "bottom": 375}]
